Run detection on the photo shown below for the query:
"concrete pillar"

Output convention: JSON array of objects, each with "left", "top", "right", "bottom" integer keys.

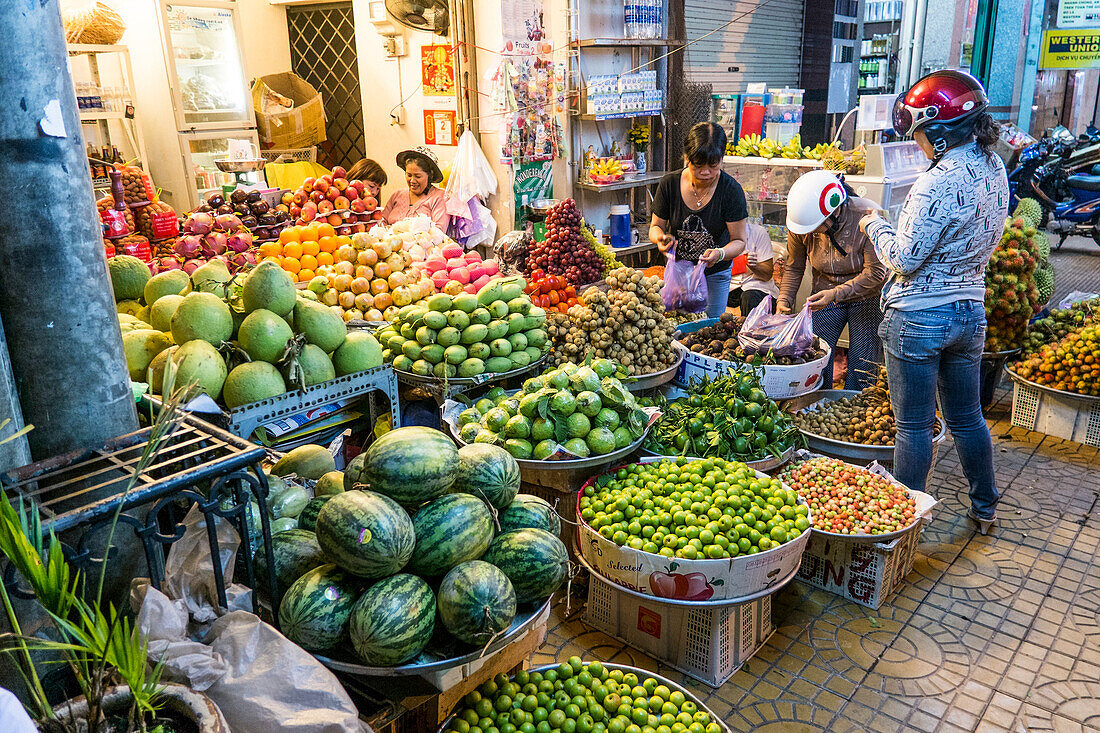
[
  {"left": 0, "top": 0, "right": 138, "bottom": 460},
  {"left": 0, "top": 314, "right": 31, "bottom": 472}
]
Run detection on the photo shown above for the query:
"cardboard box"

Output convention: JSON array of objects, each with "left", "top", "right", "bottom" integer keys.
[{"left": 252, "top": 72, "right": 327, "bottom": 150}]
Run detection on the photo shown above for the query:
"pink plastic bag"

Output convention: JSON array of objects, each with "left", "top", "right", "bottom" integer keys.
[
  {"left": 737, "top": 296, "right": 816, "bottom": 357},
  {"left": 661, "top": 247, "right": 708, "bottom": 313}
]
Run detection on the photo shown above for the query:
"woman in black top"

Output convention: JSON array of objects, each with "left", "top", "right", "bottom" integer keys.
[{"left": 650, "top": 122, "right": 749, "bottom": 318}]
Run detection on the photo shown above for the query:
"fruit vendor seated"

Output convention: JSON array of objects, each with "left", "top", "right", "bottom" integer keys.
[{"left": 383, "top": 146, "right": 452, "bottom": 232}]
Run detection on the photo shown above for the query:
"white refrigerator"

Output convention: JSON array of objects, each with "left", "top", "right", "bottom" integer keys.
[{"left": 158, "top": 0, "right": 260, "bottom": 210}]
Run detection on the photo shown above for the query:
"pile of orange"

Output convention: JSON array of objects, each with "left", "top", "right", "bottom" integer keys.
[{"left": 258, "top": 223, "right": 349, "bottom": 283}]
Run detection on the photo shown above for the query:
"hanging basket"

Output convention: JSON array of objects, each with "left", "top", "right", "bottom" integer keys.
[{"left": 64, "top": 1, "right": 126, "bottom": 45}]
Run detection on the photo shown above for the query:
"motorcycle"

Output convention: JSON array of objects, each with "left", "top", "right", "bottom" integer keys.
[{"left": 1010, "top": 126, "right": 1100, "bottom": 246}]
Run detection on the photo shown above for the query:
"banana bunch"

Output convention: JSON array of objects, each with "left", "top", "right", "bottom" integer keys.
[
  {"left": 801, "top": 142, "right": 837, "bottom": 160},
  {"left": 591, "top": 157, "right": 624, "bottom": 177},
  {"left": 730, "top": 133, "right": 840, "bottom": 161},
  {"left": 779, "top": 135, "right": 804, "bottom": 158},
  {"left": 733, "top": 133, "right": 763, "bottom": 157}
]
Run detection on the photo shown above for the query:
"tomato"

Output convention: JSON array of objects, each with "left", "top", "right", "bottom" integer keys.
[
  {"left": 540, "top": 280, "right": 553, "bottom": 294},
  {"left": 531, "top": 269, "right": 544, "bottom": 280},
  {"left": 565, "top": 285, "right": 577, "bottom": 298},
  {"left": 549, "top": 290, "right": 560, "bottom": 305},
  {"left": 559, "top": 303, "right": 569, "bottom": 313}
]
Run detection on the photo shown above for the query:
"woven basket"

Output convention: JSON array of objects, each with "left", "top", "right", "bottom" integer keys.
[{"left": 64, "top": 2, "right": 126, "bottom": 45}]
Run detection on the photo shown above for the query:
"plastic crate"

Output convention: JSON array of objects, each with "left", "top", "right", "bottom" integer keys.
[
  {"left": 585, "top": 570, "right": 774, "bottom": 687},
  {"left": 795, "top": 521, "right": 921, "bottom": 609},
  {"left": 260, "top": 147, "right": 317, "bottom": 164},
  {"left": 675, "top": 337, "right": 831, "bottom": 399},
  {"left": 1010, "top": 380, "right": 1100, "bottom": 448}
]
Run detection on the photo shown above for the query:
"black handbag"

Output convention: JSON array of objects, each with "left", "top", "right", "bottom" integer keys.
[{"left": 674, "top": 214, "right": 714, "bottom": 264}]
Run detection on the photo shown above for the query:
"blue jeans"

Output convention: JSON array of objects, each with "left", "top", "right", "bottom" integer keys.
[
  {"left": 878, "top": 301, "right": 998, "bottom": 518},
  {"left": 811, "top": 297, "right": 883, "bottom": 391},
  {"left": 704, "top": 267, "right": 732, "bottom": 319}
]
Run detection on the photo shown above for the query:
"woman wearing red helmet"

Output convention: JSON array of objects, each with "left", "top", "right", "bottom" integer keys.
[{"left": 859, "top": 70, "right": 1008, "bottom": 533}]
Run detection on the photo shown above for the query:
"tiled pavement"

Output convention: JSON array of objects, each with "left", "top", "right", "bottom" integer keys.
[{"left": 540, "top": 386, "right": 1100, "bottom": 732}]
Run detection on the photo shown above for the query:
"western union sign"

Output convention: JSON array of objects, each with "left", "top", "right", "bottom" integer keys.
[{"left": 1040, "top": 29, "right": 1100, "bottom": 68}]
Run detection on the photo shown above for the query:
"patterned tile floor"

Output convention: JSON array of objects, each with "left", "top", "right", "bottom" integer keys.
[{"left": 539, "top": 387, "right": 1100, "bottom": 732}]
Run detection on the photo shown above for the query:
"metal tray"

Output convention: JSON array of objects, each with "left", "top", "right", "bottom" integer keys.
[
  {"left": 786, "top": 389, "right": 946, "bottom": 462},
  {"left": 315, "top": 597, "right": 552, "bottom": 677},
  {"left": 625, "top": 341, "right": 686, "bottom": 392},
  {"left": 394, "top": 355, "right": 547, "bottom": 389},
  {"left": 1004, "top": 365, "right": 1100, "bottom": 404},
  {"left": 640, "top": 442, "right": 795, "bottom": 472},
  {"left": 437, "top": 659, "right": 735, "bottom": 733}
]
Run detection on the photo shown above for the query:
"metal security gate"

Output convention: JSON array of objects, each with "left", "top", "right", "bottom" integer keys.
[
  {"left": 287, "top": 2, "right": 363, "bottom": 170},
  {"left": 683, "top": 0, "right": 804, "bottom": 95}
]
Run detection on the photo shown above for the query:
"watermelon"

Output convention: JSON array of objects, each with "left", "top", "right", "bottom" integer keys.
[
  {"left": 277, "top": 564, "right": 362, "bottom": 651},
  {"left": 298, "top": 495, "right": 333, "bottom": 532},
  {"left": 407, "top": 494, "right": 494, "bottom": 577},
  {"left": 481, "top": 529, "right": 569, "bottom": 603},
  {"left": 252, "top": 528, "right": 328, "bottom": 594},
  {"left": 453, "top": 444, "right": 520, "bottom": 509},
  {"left": 498, "top": 494, "right": 561, "bottom": 536},
  {"left": 315, "top": 490, "right": 416, "bottom": 578},
  {"left": 348, "top": 574, "right": 436, "bottom": 666},
  {"left": 344, "top": 426, "right": 459, "bottom": 505},
  {"left": 437, "top": 560, "right": 517, "bottom": 646}
]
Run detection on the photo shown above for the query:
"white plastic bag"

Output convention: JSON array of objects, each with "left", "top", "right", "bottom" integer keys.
[{"left": 446, "top": 130, "right": 498, "bottom": 201}]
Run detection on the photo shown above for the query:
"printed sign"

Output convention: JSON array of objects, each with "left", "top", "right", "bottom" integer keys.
[
  {"left": 421, "top": 44, "right": 455, "bottom": 96},
  {"left": 423, "top": 110, "right": 457, "bottom": 146},
  {"left": 1039, "top": 29, "right": 1100, "bottom": 69},
  {"left": 512, "top": 160, "right": 553, "bottom": 228},
  {"left": 1058, "top": 0, "right": 1100, "bottom": 28}
]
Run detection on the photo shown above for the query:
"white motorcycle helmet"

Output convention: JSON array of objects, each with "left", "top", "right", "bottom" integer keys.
[{"left": 786, "top": 170, "right": 848, "bottom": 235}]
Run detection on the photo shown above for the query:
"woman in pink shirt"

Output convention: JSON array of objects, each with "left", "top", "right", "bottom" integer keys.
[{"left": 382, "top": 146, "right": 451, "bottom": 232}]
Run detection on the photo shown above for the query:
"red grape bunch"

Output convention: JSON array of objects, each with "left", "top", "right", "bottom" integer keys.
[{"left": 525, "top": 199, "right": 605, "bottom": 286}]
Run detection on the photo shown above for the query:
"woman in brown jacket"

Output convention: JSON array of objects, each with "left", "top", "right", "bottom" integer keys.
[{"left": 778, "top": 170, "right": 887, "bottom": 390}]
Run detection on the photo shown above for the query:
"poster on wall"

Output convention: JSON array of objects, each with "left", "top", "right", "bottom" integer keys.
[
  {"left": 1058, "top": 0, "right": 1100, "bottom": 28},
  {"left": 513, "top": 160, "right": 553, "bottom": 229},
  {"left": 424, "top": 110, "right": 458, "bottom": 146},
  {"left": 421, "top": 45, "right": 456, "bottom": 96},
  {"left": 502, "top": 0, "right": 545, "bottom": 46},
  {"left": 1039, "top": 29, "right": 1100, "bottom": 69}
]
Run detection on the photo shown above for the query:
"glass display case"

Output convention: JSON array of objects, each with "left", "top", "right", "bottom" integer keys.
[
  {"left": 180, "top": 129, "right": 262, "bottom": 210},
  {"left": 160, "top": 1, "right": 252, "bottom": 130}
]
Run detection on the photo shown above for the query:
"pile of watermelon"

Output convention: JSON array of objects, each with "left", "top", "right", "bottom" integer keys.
[{"left": 258, "top": 426, "right": 569, "bottom": 667}]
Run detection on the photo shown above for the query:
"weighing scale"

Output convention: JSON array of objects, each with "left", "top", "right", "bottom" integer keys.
[
  {"left": 214, "top": 158, "right": 267, "bottom": 200},
  {"left": 523, "top": 197, "right": 559, "bottom": 242}
]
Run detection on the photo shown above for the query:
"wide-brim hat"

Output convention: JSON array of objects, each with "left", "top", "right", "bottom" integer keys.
[{"left": 396, "top": 146, "right": 443, "bottom": 184}]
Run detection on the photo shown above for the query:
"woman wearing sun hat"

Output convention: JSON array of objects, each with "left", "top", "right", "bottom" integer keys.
[
  {"left": 382, "top": 146, "right": 451, "bottom": 230},
  {"left": 780, "top": 169, "right": 887, "bottom": 390}
]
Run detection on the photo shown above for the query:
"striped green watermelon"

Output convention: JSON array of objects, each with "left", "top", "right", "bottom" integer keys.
[
  {"left": 453, "top": 444, "right": 520, "bottom": 509},
  {"left": 252, "top": 528, "right": 328, "bottom": 594},
  {"left": 278, "top": 564, "right": 362, "bottom": 651},
  {"left": 407, "top": 494, "right": 494, "bottom": 577},
  {"left": 298, "top": 496, "right": 333, "bottom": 532},
  {"left": 348, "top": 574, "right": 436, "bottom": 666},
  {"left": 481, "top": 529, "right": 569, "bottom": 603},
  {"left": 344, "top": 427, "right": 459, "bottom": 505},
  {"left": 498, "top": 494, "right": 561, "bottom": 536},
  {"left": 315, "top": 490, "right": 415, "bottom": 578},
  {"left": 437, "top": 560, "right": 516, "bottom": 646}
]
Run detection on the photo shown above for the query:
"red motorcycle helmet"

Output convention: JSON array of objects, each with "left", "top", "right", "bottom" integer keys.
[{"left": 893, "top": 70, "right": 989, "bottom": 156}]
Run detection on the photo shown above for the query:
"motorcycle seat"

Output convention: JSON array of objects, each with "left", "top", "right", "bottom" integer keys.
[{"left": 1067, "top": 174, "right": 1100, "bottom": 191}]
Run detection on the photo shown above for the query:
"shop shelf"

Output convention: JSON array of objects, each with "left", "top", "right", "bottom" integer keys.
[
  {"left": 576, "top": 170, "right": 667, "bottom": 192},
  {"left": 573, "top": 38, "right": 684, "bottom": 48},
  {"left": 80, "top": 111, "right": 128, "bottom": 121},
  {"left": 577, "top": 109, "right": 666, "bottom": 121},
  {"left": 68, "top": 44, "right": 128, "bottom": 55}
]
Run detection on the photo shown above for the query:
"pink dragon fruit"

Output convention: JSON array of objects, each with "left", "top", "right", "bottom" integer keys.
[
  {"left": 173, "top": 234, "right": 202, "bottom": 259},
  {"left": 185, "top": 212, "right": 214, "bottom": 235},
  {"left": 182, "top": 258, "right": 205, "bottom": 274},
  {"left": 214, "top": 213, "right": 243, "bottom": 231}
]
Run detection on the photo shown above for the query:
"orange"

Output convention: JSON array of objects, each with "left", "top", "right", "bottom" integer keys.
[
  {"left": 282, "top": 256, "right": 301, "bottom": 274},
  {"left": 300, "top": 254, "right": 318, "bottom": 271},
  {"left": 317, "top": 223, "right": 337, "bottom": 239},
  {"left": 279, "top": 227, "right": 301, "bottom": 244},
  {"left": 336, "top": 234, "right": 353, "bottom": 248},
  {"left": 301, "top": 239, "right": 320, "bottom": 257},
  {"left": 300, "top": 223, "right": 321, "bottom": 242},
  {"left": 316, "top": 251, "right": 334, "bottom": 267},
  {"left": 298, "top": 268, "right": 315, "bottom": 282},
  {"left": 318, "top": 236, "right": 339, "bottom": 253},
  {"left": 259, "top": 241, "right": 282, "bottom": 258},
  {"left": 282, "top": 242, "right": 304, "bottom": 259}
]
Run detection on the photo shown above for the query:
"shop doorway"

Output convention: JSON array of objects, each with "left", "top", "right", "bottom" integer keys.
[{"left": 287, "top": 2, "right": 364, "bottom": 170}]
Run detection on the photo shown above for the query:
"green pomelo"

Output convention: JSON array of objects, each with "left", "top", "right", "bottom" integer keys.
[
  {"left": 190, "top": 260, "right": 232, "bottom": 295},
  {"left": 295, "top": 344, "right": 336, "bottom": 386},
  {"left": 170, "top": 292, "right": 233, "bottom": 346},
  {"left": 222, "top": 361, "right": 286, "bottom": 408},
  {"left": 238, "top": 309, "right": 293, "bottom": 363},
  {"left": 146, "top": 345, "right": 176, "bottom": 394},
  {"left": 149, "top": 295, "right": 184, "bottom": 332},
  {"left": 270, "top": 444, "right": 336, "bottom": 480},
  {"left": 122, "top": 329, "right": 173, "bottom": 382},
  {"left": 295, "top": 299, "right": 347, "bottom": 353},
  {"left": 107, "top": 255, "right": 150, "bottom": 302},
  {"left": 242, "top": 260, "right": 296, "bottom": 316},
  {"left": 116, "top": 299, "right": 143, "bottom": 317},
  {"left": 170, "top": 339, "right": 227, "bottom": 400},
  {"left": 144, "top": 269, "right": 190, "bottom": 305}
]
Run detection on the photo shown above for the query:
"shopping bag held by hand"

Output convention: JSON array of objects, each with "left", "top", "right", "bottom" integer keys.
[
  {"left": 661, "top": 245, "right": 709, "bottom": 313},
  {"left": 737, "top": 297, "right": 816, "bottom": 357}
]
